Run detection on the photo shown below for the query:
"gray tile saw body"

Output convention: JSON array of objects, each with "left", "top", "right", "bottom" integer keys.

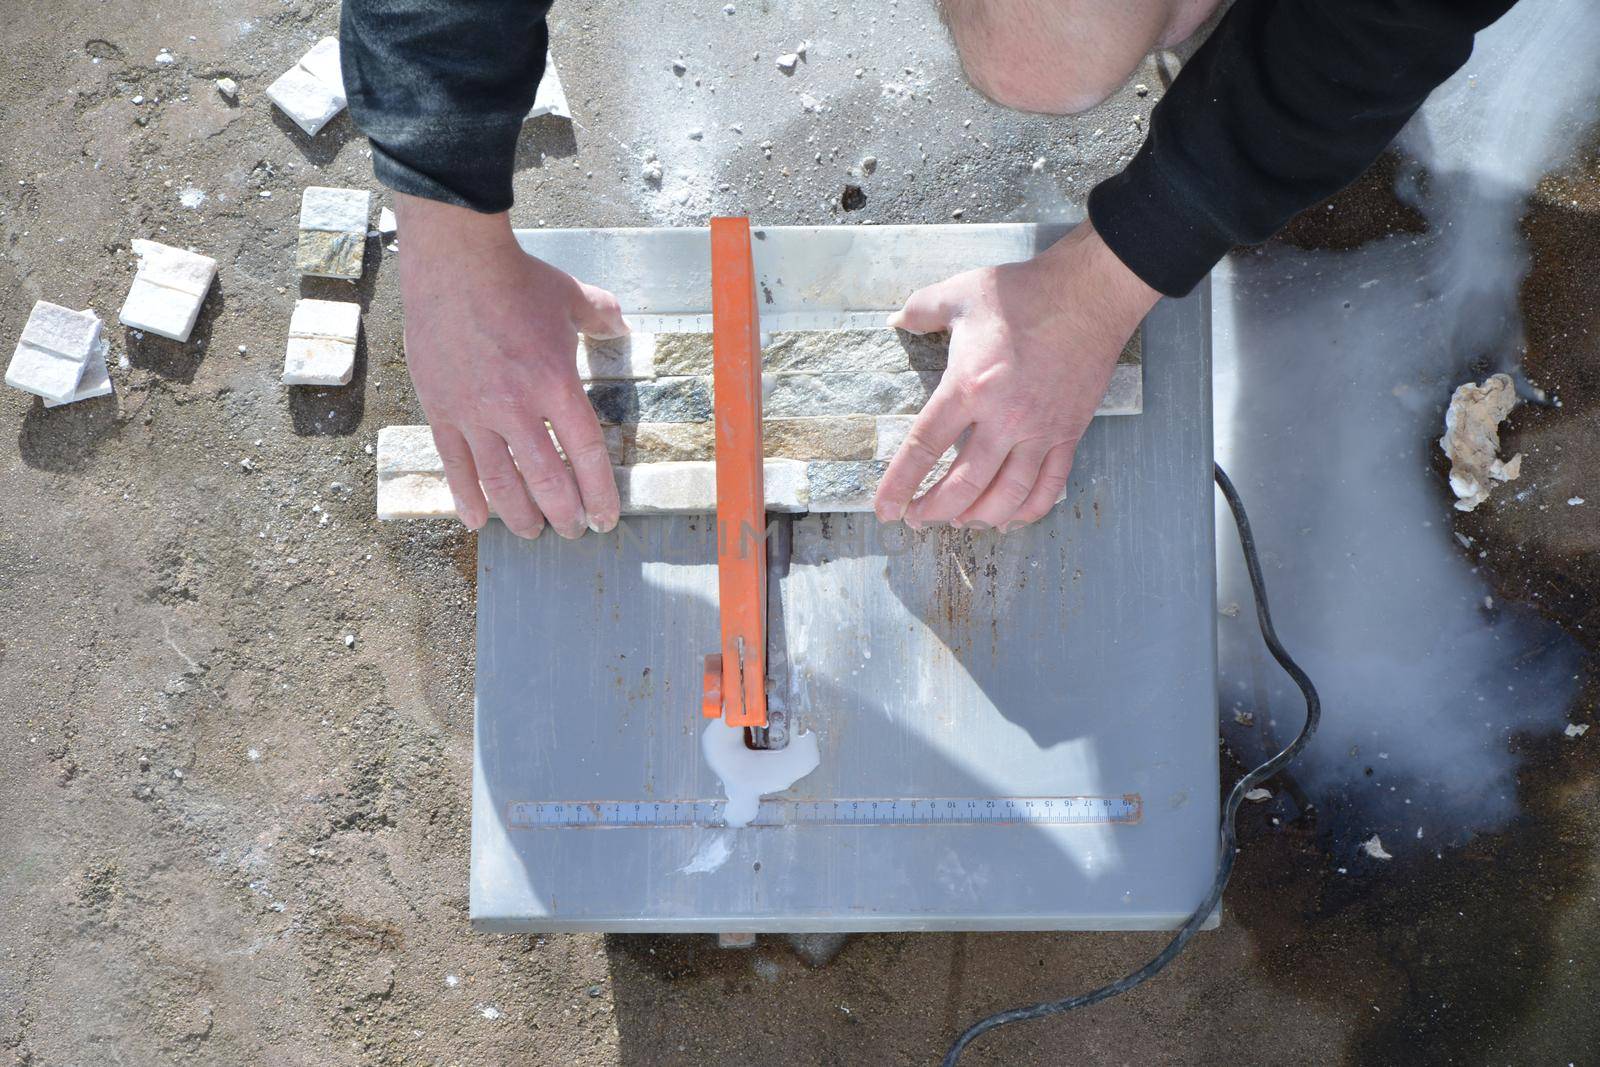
[{"left": 472, "top": 224, "right": 1216, "bottom": 932}]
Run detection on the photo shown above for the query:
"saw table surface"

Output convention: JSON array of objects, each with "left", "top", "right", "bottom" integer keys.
[{"left": 472, "top": 225, "right": 1215, "bottom": 932}]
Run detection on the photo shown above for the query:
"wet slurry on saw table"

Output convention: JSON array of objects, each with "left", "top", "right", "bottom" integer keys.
[{"left": 3, "top": 0, "right": 1600, "bottom": 1065}]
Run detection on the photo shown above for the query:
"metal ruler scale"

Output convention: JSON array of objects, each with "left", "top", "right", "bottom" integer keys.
[
  {"left": 622, "top": 310, "right": 895, "bottom": 334},
  {"left": 508, "top": 794, "right": 1143, "bottom": 829}
]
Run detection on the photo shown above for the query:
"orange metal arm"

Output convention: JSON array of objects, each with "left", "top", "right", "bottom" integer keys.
[{"left": 704, "top": 217, "right": 768, "bottom": 730}]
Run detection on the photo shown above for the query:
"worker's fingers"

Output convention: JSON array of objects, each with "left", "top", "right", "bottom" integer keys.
[
  {"left": 432, "top": 424, "right": 489, "bottom": 531},
  {"left": 886, "top": 279, "right": 960, "bottom": 335},
  {"left": 873, "top": 388, "right": 969, "bottom": 523},
  {"left": 548, "top": 402, "right": 621, "bottom": 533},
  {"left": 905, "top": 426, "right": 1011, "bottom": 527},
  {"left": 465, "top": 428, "right": 545, "bottom": 539},
  {"left": 505, "top": 422, "right": 587, "bottom": 539},
  {"left": 954, "top": 442, "right": 1048, "bottom": 531},
  {"left": 1008, "top": 441, "right": 1078, "bottom": 529},
  {"left": 572, "top": 281, "right": 629, "bottom": 340}
]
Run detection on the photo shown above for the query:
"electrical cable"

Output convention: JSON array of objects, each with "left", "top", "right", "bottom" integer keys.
[{"left": 942, "top": 463, "right": 1323, "bottom": 1067}]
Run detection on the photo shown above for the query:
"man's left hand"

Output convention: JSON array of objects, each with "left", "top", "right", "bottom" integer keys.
[{"left": 874, "top": 221, "right": 1160, "bottom": 531}]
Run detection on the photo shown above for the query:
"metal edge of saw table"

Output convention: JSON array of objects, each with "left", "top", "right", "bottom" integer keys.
[{"left": 471, "top": 227, "right": 1216, "bottom": 934}]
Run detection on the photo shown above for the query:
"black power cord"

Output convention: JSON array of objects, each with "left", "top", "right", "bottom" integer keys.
[{"left": 942, "top": 463, "right": 1323, "bottom": 1066}]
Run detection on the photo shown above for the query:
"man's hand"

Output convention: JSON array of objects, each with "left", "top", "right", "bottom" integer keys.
[
  {"left": 395, "top": 194, "right": 627, "bottom": 540},
  {"left": 873, "top": 221, "right": 1159, "bottom": 531}
]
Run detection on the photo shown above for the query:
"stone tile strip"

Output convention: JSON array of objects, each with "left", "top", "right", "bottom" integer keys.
[{"left": 377, "top": 426, "right": 811, "bottom": 519}]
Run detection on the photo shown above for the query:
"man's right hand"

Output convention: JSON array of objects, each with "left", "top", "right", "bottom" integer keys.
[{"left": 394, "top": 193, "right": 627, "bottom": 540}]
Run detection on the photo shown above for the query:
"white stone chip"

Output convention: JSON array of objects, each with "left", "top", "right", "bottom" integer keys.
[
  {"left": 215, "top": 77, "right": 238, "bottom": 99},
  {"left": 265, "top": 37, "right": 346, "bottom": 136},
  {"left": 283, "top": 298, "right": 360, "bottom": 386},
  {"left": 1566, "top": 723, "right": 1590, "bottom": 738},
  {"left": 1361, "top": 835, "right": 1393, "bottom": 861},
  {"left": 6, "top": 302, "right": 102, "bottom": 402},
  {"left": 118, "top": 240, "right": 218, "bottom": 342},
  {"left": 527, "top": 52, "right": 570, "bottom": 120},
  {"left": 1243, "top": 788, "right": 1272, "bottom": 802},
  {"left": 377, "top": 206, "right": 397, "bottom": 234}
]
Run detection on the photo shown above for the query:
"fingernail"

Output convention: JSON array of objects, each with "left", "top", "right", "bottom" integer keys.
[{"left": 587, "top": 515, "right": 602, "bottom": 534}]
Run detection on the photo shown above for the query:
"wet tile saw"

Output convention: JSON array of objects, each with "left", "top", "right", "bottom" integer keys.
[{"left": 469, "top": 215, "right": 1234, "bottom": 939}]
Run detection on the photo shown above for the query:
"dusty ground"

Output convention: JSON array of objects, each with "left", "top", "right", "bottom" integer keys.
[{"left": 3, "top": 1, "right": 1599, "bottom": 1065}]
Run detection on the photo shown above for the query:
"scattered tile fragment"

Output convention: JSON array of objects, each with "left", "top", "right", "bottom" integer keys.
[
  {"left": 1243, "top": 788, "right": 1272, "bottom": 802},
  {"left": 215, "top": 77, "right": 238, "bottom": 100},
  {"left": 1361, "top": 835, "right": 1393, "bottom": 861},
  {"left": 118, "top": 239, "right": 218, "bottom": 342},
  {"left": 45, "top": 336, "right": 114, "bottom": 408},
  {"left": 1566, "top": 723, "right": 1590, "bottom": 738},
  {"left": 776, "top": 53, "right": 799, "bottom": 73},
  {"left": 376, "top": 206, "right": 397, "bottom": 235},
  {"left": 377, "top": 426, "right": 454, "bottom": 520},
  {"left": 527, "top": 52, "right": 570, "bottom": 120},
  {"left": 265, "top": 37, "right": 347, "bottom": 136},
  {"left": 283, "top": 299, "right": 360, "bottom": 386},
  {"left": 296, "top": 186, "right": 370, "bottom": 280},
  {"left": 6, "top": 302, "right": 103, "bottom": 403}
]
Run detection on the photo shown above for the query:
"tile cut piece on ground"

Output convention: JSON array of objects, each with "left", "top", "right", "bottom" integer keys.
[
  {"left": 6, "top": 302, "right": 102, "bottom": 403},
  {"left": 296, "top": 186, "right": 370, "bottom": 280},
  {"left": 283, "top": 298, "right": 360, "bottom": 386},
  {"left": 266, "top": 37, "right": 347, "bottom": 136},
  {"left": 45, "top": 336, "right": 113, "bottom": 408},
  {"left": 118, "top": 240, "right": 218, "bottom": 342},
  {"left": 527, "top": 52, "right": 570, "bottom": 119}
]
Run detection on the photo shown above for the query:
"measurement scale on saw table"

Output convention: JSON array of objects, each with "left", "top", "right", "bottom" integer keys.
[
  {"left": 623, "top": 310, "right": 896, "bottom": 334},
  {"left": 508, "top": 795, "right": 1143, "bottom": 829}
]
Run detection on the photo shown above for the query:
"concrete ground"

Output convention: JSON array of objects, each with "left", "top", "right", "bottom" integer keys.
[{"left": 2, "top": 1, "right": 1598, "bottom": 1064}]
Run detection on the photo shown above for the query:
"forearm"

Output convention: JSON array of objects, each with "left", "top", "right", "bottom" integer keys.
[
  {"left": 1089, "top": 0, "right": 1518, "bottom": 296},
  {"left": 340, "top": 0, "right": 553, "bottom": 212}
]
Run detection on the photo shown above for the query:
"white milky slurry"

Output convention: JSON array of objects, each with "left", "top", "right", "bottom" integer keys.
[
  {"left": 678, "top": 833, "right": 733, "bottom": 874},
  {"left": 701, "top": 722, "right": 820, "bottom": 828}
]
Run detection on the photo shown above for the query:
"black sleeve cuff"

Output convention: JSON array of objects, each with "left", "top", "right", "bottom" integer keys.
[
  {"left": 365, "top": 117, "right": 526, "bottom": 214},
  {"left": 1087, "top": 139, "right": 1233, "bottom": 300}
]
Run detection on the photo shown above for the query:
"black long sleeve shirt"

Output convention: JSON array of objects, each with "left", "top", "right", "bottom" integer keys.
[{"left": 341, "top": 0, "right": 1517, "bottom": 297}]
